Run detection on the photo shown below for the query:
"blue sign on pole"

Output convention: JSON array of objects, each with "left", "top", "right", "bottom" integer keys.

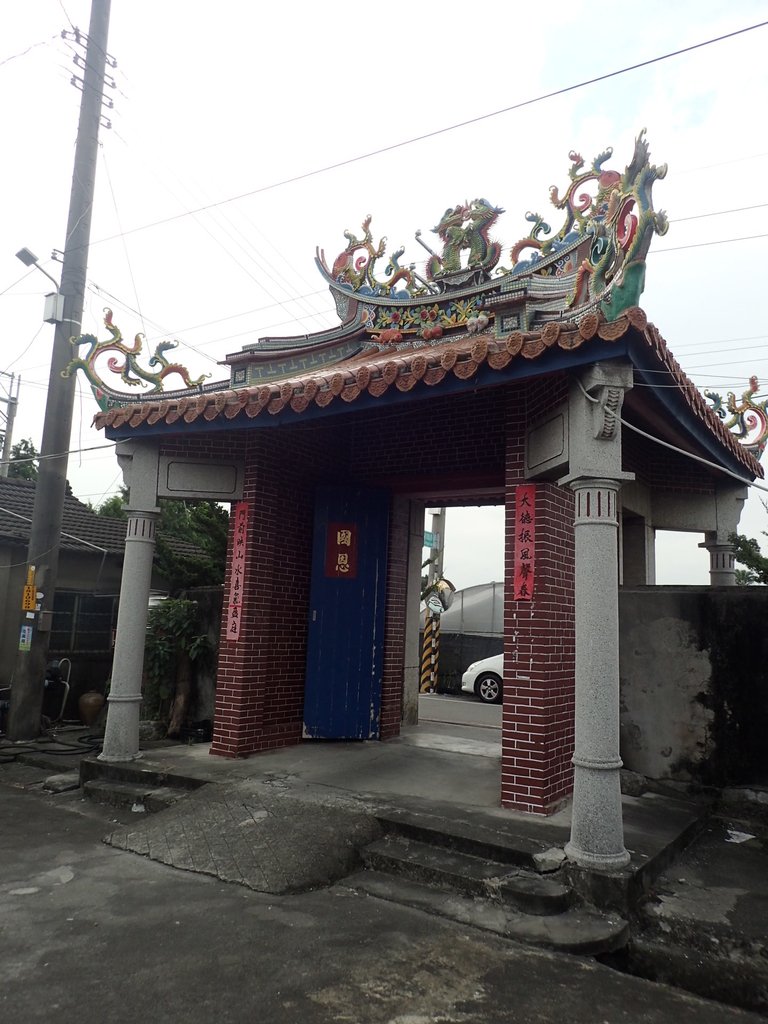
[{"left": 423, "top": 531, "right": 435, "bottom": 548}]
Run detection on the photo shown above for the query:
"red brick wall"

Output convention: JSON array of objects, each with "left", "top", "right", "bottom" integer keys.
[
  {"left": 380, "top": 495, "right": 410, "bottom": 739},
  {"left": 199, "top": 388, "right": 512, "bottom": 757},
  {"left": 502, "top": 482, "right": 576, "bottom": 813},
  {"left": 160, "top": 384, "right": 576, "bottom": 805},
  {"left": 210, "top": 431, "right": 333, "bottom": 756},
  {"left": 157, "top": 373, "right": 730, "bottom": 808},
  {"left": 623, "top": 427, "right": 716, "bottom": 494},
  {"left": 501, "top": 377, "right": 577, "bottom": 814}
]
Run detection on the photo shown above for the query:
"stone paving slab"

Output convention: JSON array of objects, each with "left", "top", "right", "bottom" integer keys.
[{"left": 105, "top": 780, "right": 382, "bottom": 894}]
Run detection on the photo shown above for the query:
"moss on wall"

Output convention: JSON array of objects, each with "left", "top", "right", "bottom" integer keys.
[{"left": 697, "top": 591, "right": 768, "bottom": 786}]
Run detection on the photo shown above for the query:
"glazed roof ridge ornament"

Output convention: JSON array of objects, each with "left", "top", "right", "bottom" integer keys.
[
  {"left": 70, "top": 132, "right": 668, "bottom": 410},
  {"left": 314, "top": 129, "right": 668, "bottom": 339},
  {"left": 62, "top": 308, "right": 211, "bottom": 412},
  {"left": 705, "top": 376, "right": 768, "bottom": 459}
]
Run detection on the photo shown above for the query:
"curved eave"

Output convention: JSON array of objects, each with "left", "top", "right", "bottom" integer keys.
[
  {"left": 224, "top": 303, "right": 369, "bottom": 361},
  {"left": 94, "top": 307, "right": 763, "bottom": 481},
  {"left": 96, "top": 309, "right": 630, "bottom": 434},
  {"left": 625, "top": 324, "right": 763, "bottom": 481},
  {"left": 223, "top": 331, "right": 367, "bottom": 367}
]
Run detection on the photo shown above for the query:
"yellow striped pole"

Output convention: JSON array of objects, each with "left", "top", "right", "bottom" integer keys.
[{"left": 420, "top": 609, "right": 440, "bottom": 693}]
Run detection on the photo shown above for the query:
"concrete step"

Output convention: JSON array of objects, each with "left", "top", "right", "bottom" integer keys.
[
  {"left": 82, "top": 779, "right": 184, "bottom": 813},
  {"left": 363, "top": 836, "right": 572, "bottom": 915},
  {"left": 373, "top": 805, "right": 549, "bottom": 868},
  {"left": 79, "top": 756, "right": 206, "bottom": 792},
  {"left": 344, "top": 870, "right": 628, "bottom": 956}
]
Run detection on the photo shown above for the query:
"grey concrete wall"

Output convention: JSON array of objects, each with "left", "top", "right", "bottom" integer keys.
[{"left": 619, "top": 587, "right": 768, "bottom": 787}]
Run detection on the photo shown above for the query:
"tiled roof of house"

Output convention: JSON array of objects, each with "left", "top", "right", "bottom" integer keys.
[
  {"left": 0, "top": 477, "right": 127, "bottom": 552},
  {"left": 0, "top": 477, "right": 203, "bottom": 557},
  {"left": 93, "top": 307, "right": 763, "bottom": 479}
]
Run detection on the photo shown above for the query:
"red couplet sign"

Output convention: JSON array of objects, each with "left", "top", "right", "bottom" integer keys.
[
  {"left": 513, "top": 484, "right": 536, "bottom": 600},
  {"left": 226, "top": 501, "right": 249, "bottom": 641},
  {"left": 324, "top": 522, "right": 358, "bottom": 579}
]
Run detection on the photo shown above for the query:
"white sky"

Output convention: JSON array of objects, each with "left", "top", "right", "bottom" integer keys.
[{"left": 3, "top": 0, "right": 768, "bottom": 591}]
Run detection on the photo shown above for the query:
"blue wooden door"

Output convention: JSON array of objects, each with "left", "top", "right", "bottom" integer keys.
[{"left": 304, "top": 485, "right": 389, "bottom": 739}]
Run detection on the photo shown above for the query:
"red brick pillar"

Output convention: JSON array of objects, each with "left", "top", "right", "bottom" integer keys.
[
  {"left": 379, "top": 495, "right": 410, "bottom": 739},
  {"left": 501, "top": 472, "right": 576, "bottom": 813},
  {"left": 210, "top": 494, "right": 267, "bottom": 758},
  {"left": 210, "top": 437, "right": 312, "bottom": 758}
]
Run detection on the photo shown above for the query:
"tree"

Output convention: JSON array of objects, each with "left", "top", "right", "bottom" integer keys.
[
  {"left": 92, "top": 490, "right": 128, "bottom": 519},
  {"left": 143, "top": 598, "right": 213, "bottom": 737},
  {"left": 8, "top": 438, "right": 39, "bottom": 481},
  {"left": 92, "top": 490, "right": 229, "bottom": 592},
  {"left": 154, "top": 500, "right": 229, "bottom": 593},
  {"left": 732, "top": 533, "right": 768, "bottom": 585}
]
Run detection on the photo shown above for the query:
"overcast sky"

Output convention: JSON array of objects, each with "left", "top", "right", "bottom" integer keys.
[{"left": 3, "top": 1, "right": 768, "bottom": 590}]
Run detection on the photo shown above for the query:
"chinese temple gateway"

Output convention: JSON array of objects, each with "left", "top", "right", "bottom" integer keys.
[{"left": 79, "top": 133, "right": 764, "bottom": 870}]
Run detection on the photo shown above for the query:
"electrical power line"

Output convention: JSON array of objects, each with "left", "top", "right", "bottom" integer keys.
[
  {"left": 671, "top": 202, "right": 768, "bottom": 223},
  {"left": 7, "top": 441, "right": 116, "bottom": 467},
  {"left": 0, "top": 35, "right": 58, "bottom": 69},
  {"left": 652, "top": 232, "right": 768, "bottom": 254},
  {"left": 86, "top": 19, "right": 768, "bottom": 251}
]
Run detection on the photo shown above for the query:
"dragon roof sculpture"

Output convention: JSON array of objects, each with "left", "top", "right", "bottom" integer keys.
[
  {"left": 66, "top": 130, "right": 669, "bottom": 411},
  {"left": 705, "top": 377, "right": 768, "bottom": 459},
  {"left": 310, "top": 128, "right": 668, "bottom": 346},
  {"left": 67, "top": 129, "right": 766, "bottom": 464}
]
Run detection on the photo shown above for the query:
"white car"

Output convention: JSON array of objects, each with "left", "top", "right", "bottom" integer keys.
[{"left": 461, "top": 654, "right": 503, "bottom": 704}]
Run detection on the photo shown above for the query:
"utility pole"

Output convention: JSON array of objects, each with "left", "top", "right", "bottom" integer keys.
[
  {"left": 0, "top": 372, "right": 20, "bottom": 476},
  {"left": 7, "top": 0, "right": 112, "bottom": 740}
]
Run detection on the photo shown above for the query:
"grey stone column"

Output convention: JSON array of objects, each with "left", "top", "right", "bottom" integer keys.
[
  {"left": 700, "top": 487, "right": 747, "bottom": 586},
  {"left": 564, "top": 478, "right": 629, "bottom": 869},
  {"left": 100, "top": 440, "right": 160, "bottom": 763},
  {"left": 99, "top": 509, "right": 158, "bottom": 761}
]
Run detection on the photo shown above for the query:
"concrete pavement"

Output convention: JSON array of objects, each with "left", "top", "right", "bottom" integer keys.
[
  {"left": 3, "top": 716, "right": 768, "bottom": 1016},
  {"left": 1, "top": 775, "right": 763, "bottom": 1024}
]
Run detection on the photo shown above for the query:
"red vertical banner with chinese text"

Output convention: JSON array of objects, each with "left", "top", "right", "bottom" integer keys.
[
  {"left": 226, "top": 501, "right": 249, "bottom": 641},
  {"left": 324, "top": 522, "right": 359, "bottom": 579},
  {"left": 513, "top": 484, "right": 536, "bottom": 600}
]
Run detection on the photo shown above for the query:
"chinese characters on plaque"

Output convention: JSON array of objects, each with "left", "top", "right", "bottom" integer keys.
[
  {"left": 226, "top": 501, "right": 249, "bottom": 641},
  {"left": 513, "top": 484, "right": 536, "bottom": 600},
  {"left": 324, "top": 522, "right": 358, "bottom": 579}
]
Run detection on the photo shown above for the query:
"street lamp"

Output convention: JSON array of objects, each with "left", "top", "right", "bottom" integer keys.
[{"left": 15, "top": 249, "right": 64, "bottom": 324}]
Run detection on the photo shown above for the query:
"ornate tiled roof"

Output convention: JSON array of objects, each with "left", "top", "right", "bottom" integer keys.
[
  {"left": 93, "top": 307, "right": 762, "bottom": 479},
  {"left": 70, "top": 132, "right": 670, "bottom": 407},
  {"left": 70, "top": 130, "right": 761, "bottom": 478}
]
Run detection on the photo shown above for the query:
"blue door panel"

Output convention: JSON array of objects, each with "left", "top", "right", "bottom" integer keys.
[{"left": 304, "top": 486, "right": 389, "bottom": 739}]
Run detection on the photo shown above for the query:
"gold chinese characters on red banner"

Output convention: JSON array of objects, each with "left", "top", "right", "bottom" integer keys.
[
  {"left": 324, "top": 522, "right": 358, "bottom": 579},
  {"left": 513, "top": 484, "right": 536, "bottom": 600},
  {"left": 226, "top": 501, "right": 249, "bottom": 641}
]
